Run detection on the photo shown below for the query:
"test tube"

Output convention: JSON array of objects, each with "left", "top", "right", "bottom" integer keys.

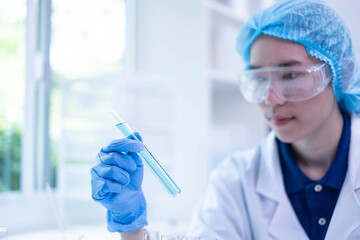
[{"left": 108, "top": 110, "right": 181, "bottom": 197}]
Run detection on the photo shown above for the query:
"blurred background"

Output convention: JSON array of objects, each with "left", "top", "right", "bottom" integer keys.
[{"left": 0, "top": 0, "right": 359, "bottom": 239}]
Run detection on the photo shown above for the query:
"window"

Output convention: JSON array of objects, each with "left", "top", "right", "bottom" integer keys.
[
  {"left": 50, "top": 0, "right": 126, "bottom": 205},
  {"left": 0, "top": 0, "right": 26, "bottom": 192},
  {"left": 48, "top": 0, "right": 128, "bottom": 225},
  {"left": 0, "top": 0, "right": 128, "bottom": 231}
]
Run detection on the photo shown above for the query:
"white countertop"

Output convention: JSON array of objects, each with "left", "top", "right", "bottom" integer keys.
[{"left": 10, "top": 225, "right": 120, "bottom": 240}]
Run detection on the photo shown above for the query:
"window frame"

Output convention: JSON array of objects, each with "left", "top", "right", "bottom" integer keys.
[{"left": 0, "top": 0, "right": 53, "bottom": 232}]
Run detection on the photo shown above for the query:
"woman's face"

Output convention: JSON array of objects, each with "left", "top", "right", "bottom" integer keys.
[{"left": 250, "top": 35, "right": 338, "bottom": 143}]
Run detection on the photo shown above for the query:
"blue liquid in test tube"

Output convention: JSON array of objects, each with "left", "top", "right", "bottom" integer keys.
[{"left": 108, "top": 110, "right": 181, "bottom": 197}]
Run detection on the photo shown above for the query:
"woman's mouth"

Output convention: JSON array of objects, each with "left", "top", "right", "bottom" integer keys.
[{"left": 272, "top": 116, "right": 295, "bottom": 126}]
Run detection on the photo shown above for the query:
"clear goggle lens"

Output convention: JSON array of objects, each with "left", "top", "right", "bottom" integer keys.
[{"left": 238, "top": 63, "right": 332, "bottom": 103}]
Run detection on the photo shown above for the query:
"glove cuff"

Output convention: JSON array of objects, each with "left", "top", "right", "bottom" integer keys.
[
  {"left": 106, "top": 196, "right": 148, "bottom": 233},
  {"left": 107, "top": 209, "right": 148, "bottom": 233}
]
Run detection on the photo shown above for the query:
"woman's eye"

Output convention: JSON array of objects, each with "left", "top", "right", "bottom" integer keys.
[{"left": 282, "top": 72, "right": 299, "bottom": 80}]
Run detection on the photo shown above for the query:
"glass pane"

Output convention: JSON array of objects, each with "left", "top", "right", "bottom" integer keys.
[
  {"left": 0, "top": 0, "right": 26, "bottom": 192},
  {"left": 51, "top": 0, "right": 126, "bottom": 79},
  {"left": 50, "top": 0, "right": 126, "bottom": 195}
]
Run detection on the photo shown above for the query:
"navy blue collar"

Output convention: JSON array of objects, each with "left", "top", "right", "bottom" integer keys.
[{"left": 278, "top": 111, "right": 351, "bottom": 194}]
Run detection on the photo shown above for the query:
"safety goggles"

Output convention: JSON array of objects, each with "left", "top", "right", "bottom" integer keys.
[{"left": 238, "top": 63, "right": 332, "bottom": 103}]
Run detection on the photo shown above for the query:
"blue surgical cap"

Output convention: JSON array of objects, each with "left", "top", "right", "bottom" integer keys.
[{"left": 236, "top": 0, "right": 360, "bottom": 113}]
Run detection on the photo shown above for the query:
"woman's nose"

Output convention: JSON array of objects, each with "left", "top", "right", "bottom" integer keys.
[{"left": 264, "top": 88, "right": 286, "bottom": 106}]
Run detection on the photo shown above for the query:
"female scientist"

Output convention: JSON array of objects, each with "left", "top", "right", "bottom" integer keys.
[{"left": 91, "top": 0, "right": 360, "bottom": 239}]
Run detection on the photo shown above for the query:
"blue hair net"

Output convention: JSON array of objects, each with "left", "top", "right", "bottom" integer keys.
[{"left": 236, "top": 0, "right": 360, "bottom": 113}]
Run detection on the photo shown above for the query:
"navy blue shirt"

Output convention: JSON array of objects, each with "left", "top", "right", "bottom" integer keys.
[{"left": 278, "top": 111, "right": 351, "bottom": 240}]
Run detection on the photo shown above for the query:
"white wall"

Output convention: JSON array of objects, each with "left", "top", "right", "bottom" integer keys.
[{"left": 135, "top": 0, "right": 208, "bottom": 232}]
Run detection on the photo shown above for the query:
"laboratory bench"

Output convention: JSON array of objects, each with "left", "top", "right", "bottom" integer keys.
[{"left": 9, "top": 225, "right": 119, "bottom": 240}]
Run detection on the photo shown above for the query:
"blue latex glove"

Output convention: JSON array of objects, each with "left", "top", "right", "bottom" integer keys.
[{"left": 91, "top": 133, "right": 148, "bottom": 233}]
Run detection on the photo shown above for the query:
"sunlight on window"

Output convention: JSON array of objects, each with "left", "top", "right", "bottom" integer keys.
[
  {"left": 49, "top": 0, "right": 127, "bottom": 196},
  {"left": 0, "top": 0, "right": 26, "bottom": 192},
  {"left": 51, "top": 0, "right": 126, "bottom": 79}
]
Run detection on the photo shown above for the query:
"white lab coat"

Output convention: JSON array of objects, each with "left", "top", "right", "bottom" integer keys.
[{"left": 189, "top": 114, "right": 360, "bottom": 240}]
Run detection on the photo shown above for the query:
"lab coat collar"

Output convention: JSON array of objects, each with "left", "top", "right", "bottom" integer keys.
[
  {"left": 256, "top": 131, "right": 309, "bottom": 239},
  {"left": 325, "top": 114, "right": 360, "bottom": 239},
  {"left": 256, "top": 114, "right": 360, "bottom": 240},
  {"left": 347, "top": 113, "right": 360, "bottom": 190},
  {"left": 256, "top": 114, "right": 360, "bottom": 196},
  {"left": 255, "top": 131, "right": 282, "bottom": 201}
]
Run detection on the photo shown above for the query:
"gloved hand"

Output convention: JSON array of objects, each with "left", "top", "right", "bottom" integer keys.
[{"left": 91, "top": 133, "right": 148, "bottom": 233}]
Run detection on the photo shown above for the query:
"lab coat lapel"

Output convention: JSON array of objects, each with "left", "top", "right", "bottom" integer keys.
[
  {"left": 325, "top": 175, "right": 360, "bottom": 239},
  {"left": 256, "top": 133, "right": 309, "bottom": 240},
  {"left": 325, "top": 114, "right": 360, "bottom": 240}
]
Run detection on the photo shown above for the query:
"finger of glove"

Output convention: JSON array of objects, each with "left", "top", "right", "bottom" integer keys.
[
  {"left": 128, "top": 132, "right": 145, "bottom": 167},
  {"left": 102, "top": 138, "right": 144, "bottom": 154},
  {"left": 91, "top": 170, "right": 126, "bottom": 200},
  {"left": 92, "top": 163, "right": 131, "bottom": 185},
  {"left": 128, "top": 151, "right": 144, "bottom": 167},
  {"left": 131, "top": 132, "right": 143, "bottom": 143},
  {"left": 91, "top": 169, "right": 110, "bottom": 199},
  {"left": 97, "top": 151, "right": 137, "bottom": 172}
]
